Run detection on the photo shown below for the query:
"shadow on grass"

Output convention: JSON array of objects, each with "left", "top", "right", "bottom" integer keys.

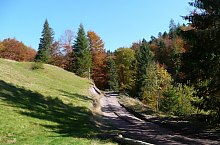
[{"left": 0, "top": 80, "right": 98, "bottom": 138}]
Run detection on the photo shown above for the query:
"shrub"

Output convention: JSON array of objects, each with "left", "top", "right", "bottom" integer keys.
[
  {"left": 160, "top": 83, "right": 200, "bottom": 116},
  {"left": 31, "top": 62, "right": 44, "bottom": 70}
]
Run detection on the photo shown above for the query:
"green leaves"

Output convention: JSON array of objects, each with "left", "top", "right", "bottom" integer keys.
[
  {"left": 115, "top": 47, "right": 136, "bottom": 93},
  {"left": 160, "top": 84, "right": 199, "bottom": 116},
  {"left": 107, "top": 57, "right": 118, "bottom": 91}
]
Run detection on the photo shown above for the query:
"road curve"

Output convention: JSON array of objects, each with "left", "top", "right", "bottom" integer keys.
[{"left": 99, "top": 92, "right": 219, "bottom": 145}]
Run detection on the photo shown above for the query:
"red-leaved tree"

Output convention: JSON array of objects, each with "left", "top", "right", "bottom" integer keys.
[
  {"left": 0, "top": 38, "right": 36, "bottom": 61},
  {"left": 87, "top": 31, "right": 107, "bottom": 89}
]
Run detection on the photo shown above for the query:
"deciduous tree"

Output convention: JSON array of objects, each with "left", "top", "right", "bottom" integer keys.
[
  {"left": 59, "top": 29, "right": 74, "bottom": 70},
  {"left": 0, "top": 38, "right": 36, "bottom": 61},
  {"left": 87, "top": 31, "right": 107, "bottom": 89},
  {"left": 115, "top": 47, "right": 136, "bottom": 94},
  {"left": 60, "top": 29, "right": 74, "bottom": 54}
]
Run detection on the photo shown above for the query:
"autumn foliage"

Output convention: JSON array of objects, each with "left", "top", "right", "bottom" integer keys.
[
  {"left": 48, "top": 41, "right": 72, "bottom": 69},
  {"left": 0, "top": 38, "right": 36, "bottom": 61},
  {"left": 87, "top": 31, "right": 107, "bottom": 89}
]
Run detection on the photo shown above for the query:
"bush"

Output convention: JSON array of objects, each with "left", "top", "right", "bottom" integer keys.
[
  {"left": 160, "top": 83, "right": 200, "bottom": 116},
  {"left": 160, "top": 88, "right": 178, "bottom": 114},
  {"left": 31, "top": 62, "right": 44, "bottom": 70}
]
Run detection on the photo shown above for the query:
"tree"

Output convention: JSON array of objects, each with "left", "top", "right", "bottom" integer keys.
[
  {"left": 115, "top": 47, "right": 136, "bottom": 94},
  {"left": 73, "top": 24, "right": 92, "bottom": 78},
  {"left": 48, "top": 41, "right": 68, "bottom": 68},
  {"left": 35, "top": 19, "right": 54, "bottom": 63},
  {"left": 182, "top": 0, "right": 220, "bottom": 118},
  {"left": 59, "top": 29, "right": 74, "bottom": 71},
  {"left": 60, "top": 29, "right": 74, "bottom": 54},
  {"left": 87, "top": 31, "right": 107, "bottom": 89},
  {"left": 135, "top": 39, "right": 155, "bottom": 101},
  {"left": 0, "top": 38, "right": 36, "bottom": 62},
  {"left": 160, "top": 83, "right": 199, "bottom": 116},
  {"left": 150, "top": 28, "right": 186, "bottom": 82},
  {"left": 131, "top": 41, "right": 142, "bottom": 51},
  {"left": 169, "top": 19, "right": 177, "bottom": 39},
  {"left": 107, "top": 57, "right": 118, "bottom": 91}
]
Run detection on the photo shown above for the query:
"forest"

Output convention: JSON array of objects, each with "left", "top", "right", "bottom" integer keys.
[{"left": 0, "top": 0, "right": 219, "bottom": 124}]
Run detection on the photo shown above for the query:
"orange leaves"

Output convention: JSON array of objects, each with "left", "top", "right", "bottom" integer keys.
[
  {"left": 87, "top": 31, "right": 105, "bottom": 52},
  {"left": 87, "top": 31, "right": 107, "bottom": 89},
  {"left": 0, "top": 38, "right": 36, "bottom": 62},
  {"left": 173, "top": 37, "right": 186, "bottom": 54}
]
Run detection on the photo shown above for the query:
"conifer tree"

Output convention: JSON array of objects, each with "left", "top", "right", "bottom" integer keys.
[
  {"left": 135, "top": 39, "right": 154, "bottom": 100},
  {"left": 107, "top": 57, "right": 118, "bottom": 91},
  {"left": 73, "top": 24, "right": 92, "bottom": 78},
  {"left": 35, "top": 19, "right": 54, "bottom": 63},
  {"left": 182, "top": 0, "right": 220, "bottom": 117}
]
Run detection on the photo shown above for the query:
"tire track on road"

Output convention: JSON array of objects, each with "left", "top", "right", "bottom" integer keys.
[{"left": 100, "top": 92, "right": 219, "bottom": 145}]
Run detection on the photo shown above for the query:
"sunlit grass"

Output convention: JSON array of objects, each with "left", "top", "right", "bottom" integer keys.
[
  {"left": 0, "top": 58, "right": 116, "bottom": 145},
  {"left": 118, "top": 95, "right": 156, "bottom": 115}
]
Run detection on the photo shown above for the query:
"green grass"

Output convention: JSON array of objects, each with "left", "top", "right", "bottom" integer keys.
[
  {"left": 0, "top": 58, "right": 115, "bottom": 145},
  {"left": 118, "top": 95, "right": 156, "bottom": 115}
]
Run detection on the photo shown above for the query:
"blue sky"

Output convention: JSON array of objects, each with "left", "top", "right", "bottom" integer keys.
[{"left": 0, "top": 0, "right": 190, "bottom": 51}]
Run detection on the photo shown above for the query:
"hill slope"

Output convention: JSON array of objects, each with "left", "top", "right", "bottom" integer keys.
[{"left": 0, "top": 58, "right": 114, "bottom": 145}]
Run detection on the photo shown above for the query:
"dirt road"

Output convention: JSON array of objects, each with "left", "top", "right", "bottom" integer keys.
[{"left": 99, "top": 92, "right": 219, "bottom": 145}]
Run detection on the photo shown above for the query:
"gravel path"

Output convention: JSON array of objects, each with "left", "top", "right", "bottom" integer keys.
[{"left": 99, "top": 92, "right": 220, "bottom": 145}]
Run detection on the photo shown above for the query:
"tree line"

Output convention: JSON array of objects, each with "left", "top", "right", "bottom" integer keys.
[
  {"left": 0, "top": 38, "right": 36, "bottom": 61},
  {"left": 108, "top": 0, "right": 220, "bottom": 122},
  {"left": 0, "top": 0, "right": 219, "bottom": 123}
]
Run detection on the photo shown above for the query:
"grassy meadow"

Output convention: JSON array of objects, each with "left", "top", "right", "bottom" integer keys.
[{"left": 0, "top": 58, "right": 115, "bottom": 145}]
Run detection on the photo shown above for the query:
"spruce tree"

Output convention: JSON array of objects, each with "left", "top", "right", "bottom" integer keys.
[
  {"left": 35, "top": 19, "right": 54, "bottom": 63},
  {"left": 107, "top": 57, "right": 118, "bottom": 92},
  {"left": 135, "top": 39, "right": 154, "bottom": 99},
  {"left": 182, "top": 0, "right": 220, "bottom": 117},
  {"left": 73, "top": 24, "right": 92, "bottom": 77}
]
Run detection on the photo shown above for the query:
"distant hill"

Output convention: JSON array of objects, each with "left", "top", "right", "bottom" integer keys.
[{"left": 0, "top": 58, "right": 114, "bottom": 145}]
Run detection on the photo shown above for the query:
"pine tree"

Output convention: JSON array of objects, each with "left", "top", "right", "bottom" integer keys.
[
  {"left": 107, "top": 57, "right": 118, "bottom": 92},
  {"left": 35, "top": 19, "right": 54, "bottom": 63},
  {"left": 169, "top": 19, "right": 177, "bottom": 39},
  {"left": 135, "top": 39, "right": 154, "bottom": 100},
  {"left": 73, "top": 24, "right": 92, "bottom": 78}
]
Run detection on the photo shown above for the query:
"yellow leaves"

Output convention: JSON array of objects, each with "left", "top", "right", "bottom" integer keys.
[
  {"left": 173, "top": 37, "right": 186, "bottom": 53},
  {"left": 0, "top": 43, "right": 5, "bottom": 52},
  {"left": 155, "top": 64, "right": 172, "bottom": 90},
  {"left": 87, "top": 31, "right": 104, "bottom": 52},
  {"left": 115, "top": 48, "right": 136, "bottom": 92}
]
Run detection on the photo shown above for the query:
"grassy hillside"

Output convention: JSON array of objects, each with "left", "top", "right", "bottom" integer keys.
[{"left": 0, "top": 58, "right": 114, "bottom": 145}]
